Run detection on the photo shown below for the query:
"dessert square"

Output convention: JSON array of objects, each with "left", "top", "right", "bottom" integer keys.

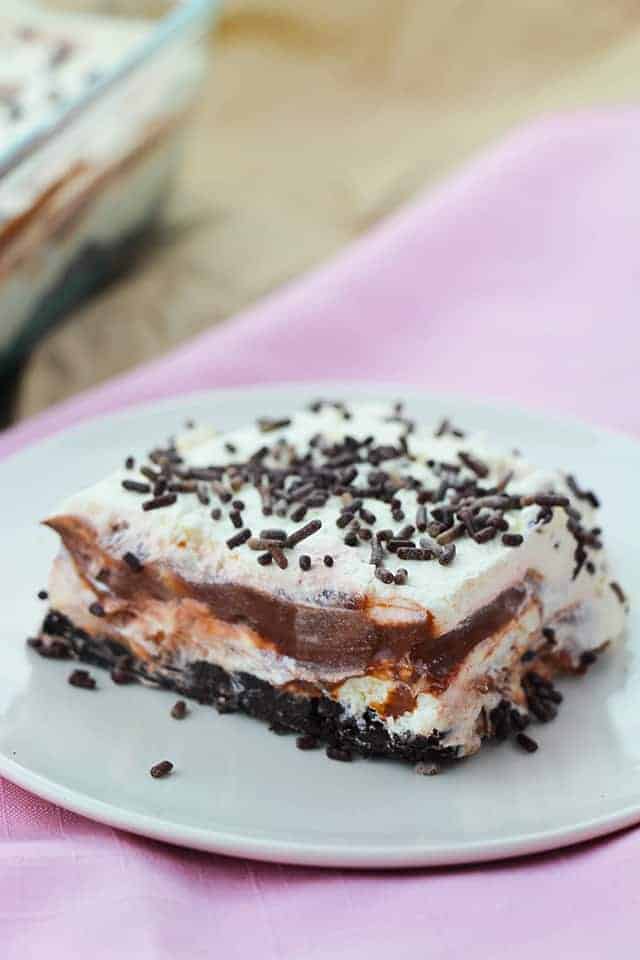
[{"left": 35, "top": 400, "right": 627, "bottom": 764}]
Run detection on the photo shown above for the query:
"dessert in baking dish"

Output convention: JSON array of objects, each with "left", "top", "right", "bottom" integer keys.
[{"left": 0, "top": 1, "right": 204, "bottom": 365}]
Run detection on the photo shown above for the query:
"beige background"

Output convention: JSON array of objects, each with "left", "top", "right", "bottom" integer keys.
[{"left": 14, "top": 0, "right": 640, "bottom": 420}]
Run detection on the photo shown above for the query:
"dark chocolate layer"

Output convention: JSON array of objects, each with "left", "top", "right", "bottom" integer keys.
[{"left": 412, "top": 583, "right": 527, "bottom": 692}]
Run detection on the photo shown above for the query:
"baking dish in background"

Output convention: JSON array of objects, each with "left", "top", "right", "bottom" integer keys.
[{"left": 0, "top": 0, "right": 219, "bottom": 379}]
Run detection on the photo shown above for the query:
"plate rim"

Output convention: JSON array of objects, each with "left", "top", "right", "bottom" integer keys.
[
  {"left": 3, "top": 378, "right": 639, "bottom": 466},
  {"left": 1, "top": 381, "right": 639, "bottom": 869},
  {"left": 1, "top": 751, "right": 639, "bottom": 869}
]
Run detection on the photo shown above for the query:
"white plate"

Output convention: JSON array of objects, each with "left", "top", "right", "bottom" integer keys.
[{"left": 0, "top": 383, "right": 638, "bottom": 869}]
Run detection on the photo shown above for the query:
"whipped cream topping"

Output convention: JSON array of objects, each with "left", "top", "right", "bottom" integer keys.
[
  {"left": 49, "top": 400, "right": 627, "bottom": 644},
  {"left": 0, "top": 2, "right": 199, "bottom": 229}
]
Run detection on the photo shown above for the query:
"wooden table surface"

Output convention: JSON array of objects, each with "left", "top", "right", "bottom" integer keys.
[{"left": 12, "top": 0, "right": 640, "bottom": 422}]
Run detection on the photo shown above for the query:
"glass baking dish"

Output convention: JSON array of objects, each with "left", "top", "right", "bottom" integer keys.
[{"left": 0, "top": 0, "right": 219, "bottom": 378}]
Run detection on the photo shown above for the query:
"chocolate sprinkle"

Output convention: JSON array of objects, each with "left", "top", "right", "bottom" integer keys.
[
  {"left": 258, "top": 552, "right": 273, "bottom": 565},
  {"left": 610, "top": 581, "right": 627, "bottom": 605},
  {"left": 323, "top": 555, "right": 334, "bottom": 567},
  {"left": 189, "top": 468, "right": 223, "bottom": 482},
  {"left": 458, "top": 450, "right": 489, "bottom": 478},
  {"left": 37, "top": 590, "right": 48, "bottom": 600},
  {"left": 171, "top": 700, "right": 187, "bottom": 720},
  {"left": 299, "top": 555, "right": 312, "bottom": 571},
  {"left": 229, "top": 510, "right": 243, "bottom": 529},
  {"left": 125, "top": 456, "right": 135, "bottom": 469},
  {"left": 150, "top": 761, "right": 174, "bottom": 779},
  {"left": 196, "top": 486, "right": 210, "bottom": 506},
  {"left": 286, "top": 519, "right": 322, "bottom": 548},
  {"left": 387, "top": 539, "right": 416, "bottom": 552},
  {"left": 394, "top": 568, "right": 408, "bottom": 585},
  {"left": 270, "top": 546, "right": 289, "bottom": 569},
  {"left": 437, "top": 523, "right": 466, "bottom": 545},
  {"left": 111, "top": 662, "right": 136, "bottom": 684},
  {"left": 396, "top": 524, "right": 416, "bottom": 540},
  {"left": 68, "top": 669, "right": 96, "bottom": 690},
  {"left": 168, "top": 482, "right": 196, "bottom": 494},
  {"left": 326, "top": 745, "right": 352, "bottom": 763},
  {"left": 435, "top": 418, "right": 465, "bottom": 439},
  {"left": 502, "top": 533, "right": 524, "bottom": 547},
  {"left": 122, "top": 480, "right": 151, "bottom": 494},
  {"left": 369, "top": 539, "right": 383, "bottom": 566},
  {"left": 526, "top": 693, "right": 557, "bottom": 723},
  {"left": 473, "top": 527, "right": 496, "bottom": 544},
  {"left": 566, "top": 474, "right": 600, "bottom": 509},
  {"left": 510, "top": 709, "right": 529, "bottom": 732},
  {"left": 227, "top": 528, "right": 252, "bottom": 549},
  {"left": 36, "top": 639, "right": 71, "bottom": 659},
  {"left": 416, "top": 505, "right": 428, "bottom": 531},
  {"left": 375, "top": 566, "right": 394, "bottom": 584},
  {"left": 490, "top": 700, "right": 511, "bottom": 741},
  {"left": 396, "top": 547, "right": 433, "bottom": 561},
  {"left": 249, "top": 537, "right": 284, "bottom": 551},
  {"left": 142, "top": 493, "right": 177, "bottom": 512},
  {"left": 260, "top": 529, "right": 287, "bottom": 541},
  {"left": 516, "top": 732, "right": 538, "bottom": 753}
]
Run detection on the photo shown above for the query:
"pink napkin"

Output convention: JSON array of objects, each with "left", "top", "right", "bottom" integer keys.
[{"left": 1, "top": 107, "right": 639, "bottom": 957}]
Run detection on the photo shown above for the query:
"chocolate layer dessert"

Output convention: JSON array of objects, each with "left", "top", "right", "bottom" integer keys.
[
  {"left": 34, "top": 401, "right": 627, "bottom": 764},
  {"left": 0, "top": 2, "right": 202, "bottom": 369}
]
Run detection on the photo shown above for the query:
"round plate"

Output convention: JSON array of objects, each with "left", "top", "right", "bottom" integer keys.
[{"left": 0, "top": 383, "right": 638, "bottom": 868}]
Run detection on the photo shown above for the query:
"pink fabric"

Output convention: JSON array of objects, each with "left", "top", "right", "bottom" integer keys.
[{"left": 1, "top": 107, "right": 638, "bottom": 957}]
